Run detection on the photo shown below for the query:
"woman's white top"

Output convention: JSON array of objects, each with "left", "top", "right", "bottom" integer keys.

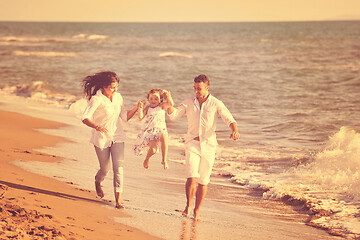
[{"left": 82, "top": 89, "right": 128, "bottom": 148}]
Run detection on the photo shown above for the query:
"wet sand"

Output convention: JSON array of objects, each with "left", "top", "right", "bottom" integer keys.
[{"left": 0, "top": 110, "right": 159, "bottom": 240}]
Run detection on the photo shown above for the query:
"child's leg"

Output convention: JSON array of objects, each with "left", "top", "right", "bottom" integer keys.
[
  {"left": 160, "top": 134, "right": 169, "bottom": 169},
  {"left": 143, "top": 140, "right": 157, "bottom": 169}
]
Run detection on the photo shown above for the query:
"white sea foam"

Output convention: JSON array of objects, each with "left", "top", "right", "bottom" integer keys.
[
  {"left": 228, "top": 126, "right": 360, "bottom": 237},
  {"left": 0, "top": 82, "right": 79, "bottom": 107},
  {"left": 72, "top": 34, "right": 87, "bottom": 39},
  {"left": 0, "top": 36, "right": 74, "bottom": 47},
  {"left": 12, "top": 50, "right": 77, "bottom": 57},
  {"left": 293, "top": 127, "right": 360, "bottom": 198},
  {"left": 159, "top": 51, "right": 194, "bottom": 58},
  {"left": 260, "top": 38, "right": 272, "bottom": 42},
  {"left": 0, "top": 35, "right": 108, "bottom": 47},
  {"left": 72, "top": 33, "right": 109, "bottom": 40},
  {"left": 0, "top": 36, "right": 53, "bottom": 43}
]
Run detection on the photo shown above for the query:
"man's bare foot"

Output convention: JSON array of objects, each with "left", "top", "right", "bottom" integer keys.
[
  {"left": 95, "top": 181, "right": 104, "bottom": 198},
  {"left": 193, "top": 210, "right": 202, "bottom": 222},
  {"left": 161, "top": 160, "right": 169, "bottom": 170},
  {"left": 115, "top": 203, "right": 125, "bottom": 209},
  {"left": 182, "top": 206, "right": 190, "bottom": 217},
  {"left": 143, "top": 159, "right": 149, "bottom": 169}
]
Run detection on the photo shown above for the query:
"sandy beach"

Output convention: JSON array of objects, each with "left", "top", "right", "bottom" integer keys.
[
  {"left": 0, "top": 109, "right": 159, "bottom": 240},
  {"left": 0, "top": 105, "right": 346, "bottom": 240}
]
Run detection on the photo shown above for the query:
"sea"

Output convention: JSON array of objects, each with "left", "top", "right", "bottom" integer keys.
[{"left": 0, "top": 21, "right": 359, "bottom": 239}]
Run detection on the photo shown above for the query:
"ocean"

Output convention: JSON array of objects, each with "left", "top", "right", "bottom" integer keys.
[{"left": 0, "top": 21, "right": 360, "bottom": 239}]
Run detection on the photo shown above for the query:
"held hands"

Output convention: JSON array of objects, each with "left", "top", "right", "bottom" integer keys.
[
  {"left": 161, "top": 89, "right": 170, "bottom": 100},
  {"left": 161, "top": 89, "right": 174, "bottom": 106},
  {"left": 137, "top": 100, "right": 146, "bottom": 109},
  {"left": 137, "top": 100, "right": 146, "bottom": 119}
]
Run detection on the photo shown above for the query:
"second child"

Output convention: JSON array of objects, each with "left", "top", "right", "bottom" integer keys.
[{"left": 134, "top": 89, "right": 174, "bottom": 169}]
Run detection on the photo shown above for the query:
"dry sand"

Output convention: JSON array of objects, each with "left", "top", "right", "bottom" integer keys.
[{"left": 0, "top": 110, "right": 159, "bottom": 240}]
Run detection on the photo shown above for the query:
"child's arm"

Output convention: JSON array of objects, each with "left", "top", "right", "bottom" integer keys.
[
  {"left": 126, "top": 100, "right": 145, "bottom": 121},
  {"left": 160, "top": 90, "right": 174, "bottom": 113},
  {"left": 138, "top": 100, "right": 147, "bottom": 119}
]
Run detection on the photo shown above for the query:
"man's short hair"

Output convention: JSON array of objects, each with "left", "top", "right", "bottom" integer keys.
[{"left": 194, "top": 74, "right": 209, "bottom": 86}]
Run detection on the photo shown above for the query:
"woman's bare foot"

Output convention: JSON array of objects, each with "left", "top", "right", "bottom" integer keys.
[
  {"left": 161, "top": 160, "right": 169, "bottom": 170},
  {"left": 143, "top": 159, "right": 150, "bottom": 169},
  {"left": 115, "top": 203, "right": 125, "bottom": 209},
  {"left": 95, "top": 181, "right": 104, "bottom": 198}
]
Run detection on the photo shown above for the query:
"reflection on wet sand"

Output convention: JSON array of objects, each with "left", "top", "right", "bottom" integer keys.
[{"left": 180, "top": 220, "right": 198, "bottom": 240}]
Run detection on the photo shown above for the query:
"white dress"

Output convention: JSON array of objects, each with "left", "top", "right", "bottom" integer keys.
[{"left": 133, "top": 106, "right": 168, "bottom": 155}]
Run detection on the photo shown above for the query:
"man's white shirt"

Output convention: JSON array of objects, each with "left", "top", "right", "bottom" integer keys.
[{"left": 169, "top": 94, "right": 236, "bottom": 146}]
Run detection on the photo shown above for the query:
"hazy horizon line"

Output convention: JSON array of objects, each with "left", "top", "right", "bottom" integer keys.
[{"left": 0, "top": 19, "right": 359, "bottom": 24}]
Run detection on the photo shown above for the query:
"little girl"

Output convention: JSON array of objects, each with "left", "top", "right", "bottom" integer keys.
[{"left": 134, "top": 89, "right": 174, "bottom": 169}]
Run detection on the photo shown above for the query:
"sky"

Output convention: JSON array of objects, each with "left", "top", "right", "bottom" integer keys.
[{"left": 0, "top": 0, "right": 360, "bottom": 22}]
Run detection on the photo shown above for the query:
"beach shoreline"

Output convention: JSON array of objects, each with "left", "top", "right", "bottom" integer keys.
[
  {"left": 0, "top": 109, "right": 159, "bottom": 240},
  {"left": 0, "top": 105, "right": 345, "bottom": 240}
]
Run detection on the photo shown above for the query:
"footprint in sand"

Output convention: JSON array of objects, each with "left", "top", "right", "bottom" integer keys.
[
  {"left": 44, "top": 214, "right": 53, "bottom": 219},
  {"left": 77, "top": 188, "right": 91, "bottom": 192},
  {"left": 83, "top": 228, "right": 94, "bottom": 231},
  {"left": 40, "top": 205, "right": 51, "bottom": 209}
]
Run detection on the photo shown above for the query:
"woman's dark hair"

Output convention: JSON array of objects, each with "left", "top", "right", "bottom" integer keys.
[{"left": 82, "top": 71, "right": 119, "bottom": 100}]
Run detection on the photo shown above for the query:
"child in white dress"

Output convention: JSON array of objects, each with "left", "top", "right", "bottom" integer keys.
[{"left": 134, "top": 89, "right": 174, "bottom": 169}]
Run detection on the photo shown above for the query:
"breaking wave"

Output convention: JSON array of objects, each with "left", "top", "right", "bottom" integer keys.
[
  {"left": 72, "top": 34, "right": 109, "bottom": 40},
  {"left": 229, "top": 126, "right": 360, "bottom": 238},
  {"left": 0, "top": 82, "right": 78, "bottom": 107}
]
